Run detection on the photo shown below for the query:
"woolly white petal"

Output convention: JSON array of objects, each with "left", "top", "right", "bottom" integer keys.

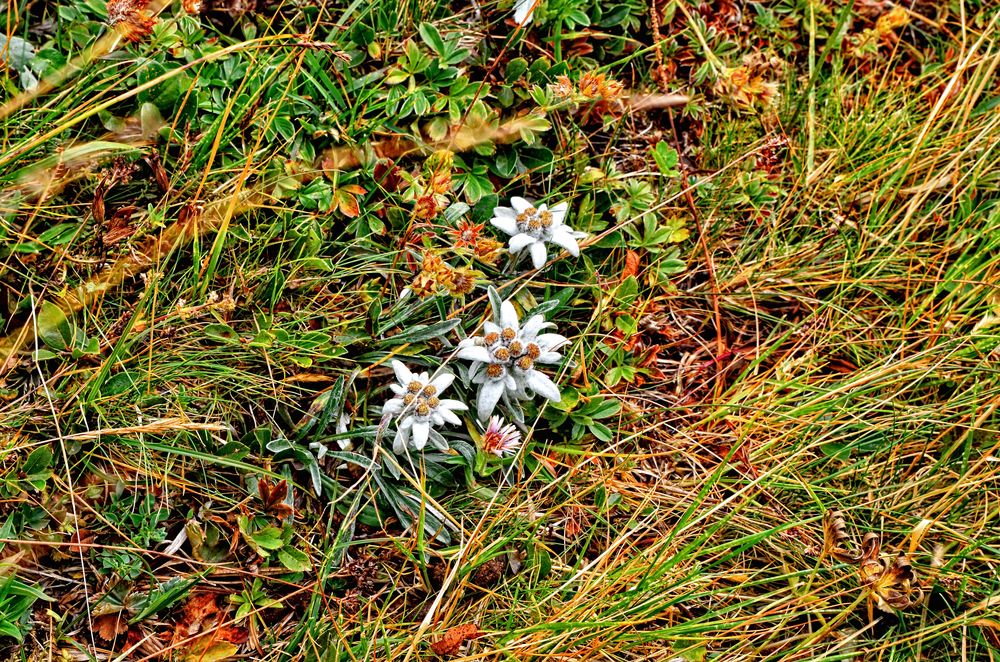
[
  {"left": 526, "top": 370, "right": 561, "bottom": 402},
  {"left": 513, "top": 0, "right": 535, "bottom": 24},
  {"left": 536, "top": 333, "right": 568, "bottom": 350},
  {"left": 491, "top": 215, "right": 518, "bottom": 236},
  {"left": 439, "top": 398, "right": 469, "bottom": 412},
  {"left": 550, "top": 226, "right": 580, "bottom": 256},
  {"left": 484, "top": 321, "right": 501, "bottom": 337},
  {"left": 508, "top": 233, "right": 537, "bottom": 254},
  {"left": 477, "top": 379, "right": 505, "bottom": 420},
  {"left": 383, "top": 398, "right": 405, "bottom": 415},
  {"left": 390, "top": 384, "right": 406, "bottom": 395},
  {"left": 391, "top": 360, "right": 413, "bottom": 386},
  {"left": 520, "top": 315, "right": 552, "bottom": 339},
  {"left": 437, "top": 407, "right": 462, "bottom": 426},
  {"left": 411, "top": 421, "right": 429, "bottom": 450},
  {"left": 529, "top": 241, "right": 548, "bottom": 269},
  {"left": 499, "top": 300, "right": 520, "bottom": 330},
  {"left": 432, "top": 412, "right": 445, "bottom": 426},
  {"left": 510, "top": 196, "right": 532, "bottom": 214},
  {"left": 549, "top": 202, "right": 568, "bottom": 226},
  {"left": 429, "top": 372, "right": 455, "bottom": 393},
  {"left": 536, "top": 351, "right": 563, "bottom": 364},
  {"left": 493, "top": 206, "right": 516, "bottom": 219},
  {"left": 457, "top": 345, "right": 492, "bottom": 363}
]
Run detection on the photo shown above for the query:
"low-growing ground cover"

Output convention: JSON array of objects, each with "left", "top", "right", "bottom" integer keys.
[{"left": 0, "top": 0, "right": 998, "bottom": 659}]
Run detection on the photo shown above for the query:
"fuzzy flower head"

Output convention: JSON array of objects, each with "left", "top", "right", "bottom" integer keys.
[
  {"left": 106, "top": 0, "right": 157, "bottom": 43},
  {"left": 382, "top": 361, "right": 467, "bottom": 454},
  {"left": 491, "top": 197, "right": 587, "bottom": 269},
  {"left": 482, "top": 416, "right": 522, "bottom": 457},
  {"left": 457, "top": 299, "right": 567, "bottom": 420}
]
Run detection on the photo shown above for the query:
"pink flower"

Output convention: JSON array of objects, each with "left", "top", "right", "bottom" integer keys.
[{"left": 482, "top": 416, "right": 522, "bottom": 457}]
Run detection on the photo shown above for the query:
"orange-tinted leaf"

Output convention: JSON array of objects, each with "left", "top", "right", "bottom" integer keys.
[
  {"left": 430, "top": 623, "right": 480, "bottom": 656},
  {"left": 94, "top": 613, "right": 128, "bottom": 641},
  {"left": 336, "top": 191, "right": 361, "bottom": 218},
  {"left": 622, "top": 250, "right": 641, "bottom": 280}
]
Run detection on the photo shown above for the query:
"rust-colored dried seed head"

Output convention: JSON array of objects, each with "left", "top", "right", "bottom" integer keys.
[
  {"left": 106, "top": 0, "right": 157, "bottom": 43},
  {"left": 486, "top": 363, "right": 504, "bottom": 379},
  {"left": 501, "top": 328, "right": 517, "bottom": 341},
  {"left": 484, "top": 332, "right": 500, "bottom": 346},
  {"left": 493, "top": 347, "right": 511, "bottom": 361}
]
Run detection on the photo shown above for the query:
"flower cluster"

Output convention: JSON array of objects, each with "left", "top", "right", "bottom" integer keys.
[
  {"left": 491, "top": 197, "right": 587, "bottom": 270},
  {"left": 382, "top": 361, "right": 467, "bottom": 454},
  {"left": 409, "top": 251, "right": 482, "bottom": 298},
  {"left": 450, "top": 220, "right": 505, "bottom": 265},
  {"left": 456, "top": 299, "right": 566, "bottom": 420},
  {"left": 382, "top": 299, "right": 567, "bottom": 455},
  {"left": 383, "top": 195, "right": 585, "bottom": 455}
]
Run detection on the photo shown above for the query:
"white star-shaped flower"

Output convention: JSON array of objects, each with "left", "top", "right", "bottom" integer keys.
[
  {"left": 456, "top": 299, "right": 567, "bottom": 420},
  {"left": 382, "top": 361, "right": 467, "bottom": 454},
  {"left": 491, "top": 197, "right": 587, "bottom": 270},
  {"left": 513, "top": 0, "right": 537, "bottom": 25}
]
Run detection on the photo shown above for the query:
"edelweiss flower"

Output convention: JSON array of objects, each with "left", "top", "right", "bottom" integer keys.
[
  {"left": 482, "top": 416, "right": 522, "bottom": 457},
  {"left": 513, "top": 0, "right": 537, "bottom": 25},
  {"left": 382, "top": 361, "right": 467, "bottom": 454},
  {"left": 457, "top": 299, "right": 566, "bottom": 420},
  {"left": 491, "top": 197, "right": 587, "bottom": 269}
]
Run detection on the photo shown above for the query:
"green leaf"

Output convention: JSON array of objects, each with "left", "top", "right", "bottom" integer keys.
[
  {"left": 129, "top": 576, "right": 198, "bottom": 623},
  {"left": 36, "top": 301, "right": 73, "bottom": 351},
  {"left": 37, "top": 223, "right": 79, "bottom": 246},
  {"left": 383, "top": 318, "right": 461, "bottom": 345},
  {"left": 417, "top": 22, "right": 445, "bottom": 56},
  {"left": 245, "top": 525, "right": 285, "bottom": 556},
  {"left": 505, "top": 57, "right": 528, "bottom": 81},
  {"left": 204, "top": 323, "right": 239, "bottom": 343},
  {"left": 615, "top": 276, "right": 639, "bottom": 306},
  {"left": 651, "top": 141, "right": 679, "bottom": 176},
  {"left": 23, "top": 445, "right": 52, "bottom": 477},
  {"left": 278, "top": 546, "right": 312, "bottom": 572},
  {"left": 101, "top": 371, "right": 142, "bottom": 397}
]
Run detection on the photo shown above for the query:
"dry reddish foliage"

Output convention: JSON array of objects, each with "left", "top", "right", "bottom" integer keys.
[{"left": 430, "top": 623, "right": 480, "bottom": 656}]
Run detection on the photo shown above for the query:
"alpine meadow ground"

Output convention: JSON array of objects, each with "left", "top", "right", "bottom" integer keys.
[{"left": 0, "top": 0, "right": 998, "bottom": 660}]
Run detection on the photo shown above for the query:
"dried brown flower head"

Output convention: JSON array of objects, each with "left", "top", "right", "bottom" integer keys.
[{"left": 107, "top": 0, "right": 157, "bottom": 43}]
